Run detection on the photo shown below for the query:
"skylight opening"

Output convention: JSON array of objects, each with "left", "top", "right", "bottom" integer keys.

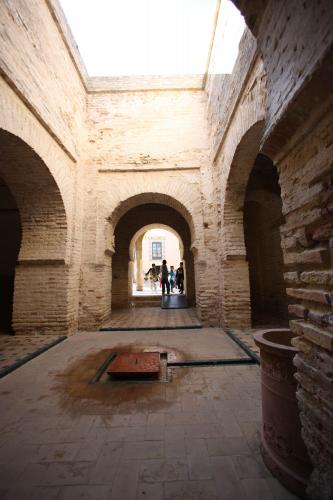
[
  {"left": 59, "top": 0, "right": 220, "bottom": 77},
  {"left": 208, "top": 0, "right": 245, "bottom": 75}
]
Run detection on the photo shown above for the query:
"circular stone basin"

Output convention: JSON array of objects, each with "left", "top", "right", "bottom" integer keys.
[
  {"left": 255, "top": 328, "right": 298, "bottom": 354},
  {"left": 254, "top": 329, "right": 312, "bottom": 499}
]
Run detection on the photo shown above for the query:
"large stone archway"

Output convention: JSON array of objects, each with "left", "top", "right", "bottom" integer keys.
[
  {"left": 112, "top": 202, "right": 196, "bottom": 309},
  {"left": 219, "top": 121, "right": 265, "bottom": 327},
  {"left": 0, "top": 129, "right": 71, "bottom": 335}
]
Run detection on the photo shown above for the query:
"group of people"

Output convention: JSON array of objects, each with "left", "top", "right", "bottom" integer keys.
[{"left": 145, "top": 261, "right": 184, "bottom": 295}]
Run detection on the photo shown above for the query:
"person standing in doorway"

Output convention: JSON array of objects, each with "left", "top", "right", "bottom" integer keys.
[
  {"left": 145, "top": 263, "right": 158, "bottom": 292},
  {"left": 161, "top": 259, "right": 170, "bottom": 295},
  {"left": 169, "top": 265, "right": 176, "bottom": 293},
  {"left": 176, "top": 262, "right": 184, "bottom": 294}
]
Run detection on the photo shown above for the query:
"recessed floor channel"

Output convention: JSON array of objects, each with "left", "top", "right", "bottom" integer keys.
[{"left": 89, "top": 348, "right": 256, "bottom": 385}]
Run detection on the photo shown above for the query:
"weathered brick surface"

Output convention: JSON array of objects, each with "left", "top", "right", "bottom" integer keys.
[{"left": 0, "top": 1, "right": 332, "bottom": 497}]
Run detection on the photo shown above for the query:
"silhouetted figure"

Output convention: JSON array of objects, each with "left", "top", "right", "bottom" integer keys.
[
  {"left": 161, "top": 259, "right": 170, "bottom": 295},
  {"left": 176, "top": 262, "right": 184, "bottom": 294}
]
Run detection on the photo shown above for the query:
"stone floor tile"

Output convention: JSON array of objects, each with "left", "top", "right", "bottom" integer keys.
[
  {"left": 89, "top": 442, "right": 123, "bottom": 484},
  {"left": 74, "top": 440, "right": 104, "bottom": 462},
  {"left": 16, "top": 463, "right": 49, "bottom": 486},
  {"left": 242, "top": 478, "right": 275, "bottom": 500},
  {"left": 29, "top": 486, "right": 60, "bottom": 500},
  {"left": 211, "top": 456, "right": 246, "bottom": 500},
  {"left": 206, "top": 436, "right": 251, "bottom": 457},
  {"left": 144, "top": 425, "right": 164, "bottom": 441},
  {"left": 165, "top": 438, "right": 186, "bottom": 458},
  {"left": 123, "top": 426, "right": 146, "bottom": 442},
  {"left": 2, "top": 486, "right": 34, "bottom": 500},
  {"left": 185, "top": 423, "right": 221, "bottom": 439},
  {"left": 34, "top": 443, "right": 81, "bottom": 463},
  {"left": 185, "top": 438, "right": 212, "bottom": 480},
  {"left": 136, "top": 482, "right": 163, "bottom": 500},
  {"left": 139, "top": 458, "right": 188, "bottom": 483},
  {"left": 164, "top": 480, "right": 218, "bottom": 500},
  {"left": 164, "top": 425, "right": 185, "bottom": 441},
  {"left": 129, "top": 414, "right": 147, "bottom": 427},
  {"left": 58, "top": 485, "right": 112, "bottom": 500},
  {"left": 42, "top": 462, "right": 93, "bottom": 486},
  {"left": 97, "top": 414, "right": 131, "bottom": 428},
  {"left": 122, "top": 440, "right": 164, "bottom": 460},
  {"left": 147, "top": 413, "right": 165, "bottom": 427},
  {"left": 165, "top": 411, "right": 199, "bottom": 426},
  {"left": 0, "top": 334, "right": 62, "bottom": 373},
  {"left": 232, "top": 455, "right": 269, "bottom": 479},
  {"left": 102, "top": 307, "right": 201, "bottom": 330},
  {"left": 264, "top": 478, "right": 301, "bottom": 500},
  {"left": 219, "top": 413, "right": 244, "bottom": 438},
  {"left": 109, "top": 460, "right": 140, "bottom": 500}
]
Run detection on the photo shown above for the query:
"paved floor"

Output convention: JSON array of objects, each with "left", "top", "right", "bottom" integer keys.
[
  {"left": 0, "top": 334, "right": 63, "bottom": 376},
  {"left": 102, "top": 307, "right": 201, "bottom": 329},
  {"left": 0, "top": 329, "right": 299, "bottom": 500}
]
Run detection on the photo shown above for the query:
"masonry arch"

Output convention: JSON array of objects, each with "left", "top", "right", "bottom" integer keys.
[
  {"left": 111, "top": 198, "right": 196, "bottom": 309},
  {"left": 220, "top": 121, "right": 264, "bottom": 327},
  {"left": 129, "top": 224, "right": 184, "bottom": 295},
  {"left": 243, "top": 154, "right": 288, "bottom": 326},
  {"left": 221, "top": 120, "right": 287, "bottom": 327},
  {"left": 110, "top": 192, "right": 197, "bottom": 247},
  {"left": 0, "top": 129, "right": 70, "bottom": 335},
  {"left": 129, "top": 224, "right": 184, "bottom": 261}
]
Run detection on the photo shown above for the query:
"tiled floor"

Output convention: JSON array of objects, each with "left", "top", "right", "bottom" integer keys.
[
  {"left": 0, "top": 334, "right": 64, "bottom": 375},
  {"left": 0, "top": 329, "right": 299, "bottom": 500},
  {"left": 102, "top": 307, "right": 201, "bottom": 329}
]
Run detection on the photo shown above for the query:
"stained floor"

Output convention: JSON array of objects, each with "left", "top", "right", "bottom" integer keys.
[{"left": 0, "top": 328, "right": 300, "bottom": 500}]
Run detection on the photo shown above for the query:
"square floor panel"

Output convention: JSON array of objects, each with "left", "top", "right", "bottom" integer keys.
[{"left": 107, "top": 352, "right": 160, "bottom": 379}]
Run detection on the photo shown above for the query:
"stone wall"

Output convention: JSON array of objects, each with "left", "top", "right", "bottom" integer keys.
[
  {"left": 0, "top": 0, "right": 86, "bottom": 335},
  {"left": 0, "top": 0, "right": 86, "bottom": 159},
  {"left": 207, "top": 4, "right": 333, "bottom": 495},
  {"left": 206, "top": 46, "right": 267, "bottom": 327},
  {"left": 278, "top": 107, "right": 333, "bottom": 499},
  {"left": 79, "top": 89, "right": 219, "bottom": 328}
]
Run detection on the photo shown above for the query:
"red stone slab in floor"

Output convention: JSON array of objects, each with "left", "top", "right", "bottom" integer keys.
[{"left": 107, "top": 352, "right": 160, "bottom": 377}]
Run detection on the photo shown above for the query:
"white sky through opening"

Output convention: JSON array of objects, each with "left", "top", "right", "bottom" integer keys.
[{"left": 59, "top": 0, "right": 245, "bottom": 76}]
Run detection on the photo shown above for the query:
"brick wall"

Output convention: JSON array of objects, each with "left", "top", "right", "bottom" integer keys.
[
  {"left": 0, "top": 0, "right": 86, "bottom": 159},
  {"left": 79, "top": 89, "right": 219, "bottom": 328},
  {"left": 277, "top": 108, "right": 333, "bottom": 499},
  {"left": 0, "top": 0, "right": 86, "bottom": 336}
]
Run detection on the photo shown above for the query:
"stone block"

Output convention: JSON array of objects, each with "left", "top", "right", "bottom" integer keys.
[
  {"left": 288, "top": 304, "right": 307, "bottom": 319},
  {"left": 286, "top": 288, "right": 332, "bottom": 306},
  {"left": 284, "top": 246, "right": 330, "bottom": 267},
  {"left": 298, "top": 321, "right": 333, "bottom": 351}
]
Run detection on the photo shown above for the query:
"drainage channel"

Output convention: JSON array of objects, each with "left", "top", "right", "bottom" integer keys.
[
  {"left": 0, "top": 336, "right": 67, "bottom": 379},
  {"left": 89, "top": 351, "right": 257, "bottom": 385},
  {"left": 225, "top": 329, "right": 260, "bottom": 364},
  {"left": 99, "top": 325, "right": 202, "bottom": 331}
]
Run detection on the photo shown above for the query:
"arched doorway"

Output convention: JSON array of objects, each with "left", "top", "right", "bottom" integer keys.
[
  {"left": 130, "top": 225, "right": 184, "bottom": 296},
  {"left": 0, "top": 177, "right": 21, "bottom": 333},
  {"left": 244, "top": 154, "right": 288, "bottom": 326},
  {"left": 0, "top": 129, "right": 69, "bottom": 335},
  {"left": 111, "top": 202, "right": 195, "bottom": 309}
]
